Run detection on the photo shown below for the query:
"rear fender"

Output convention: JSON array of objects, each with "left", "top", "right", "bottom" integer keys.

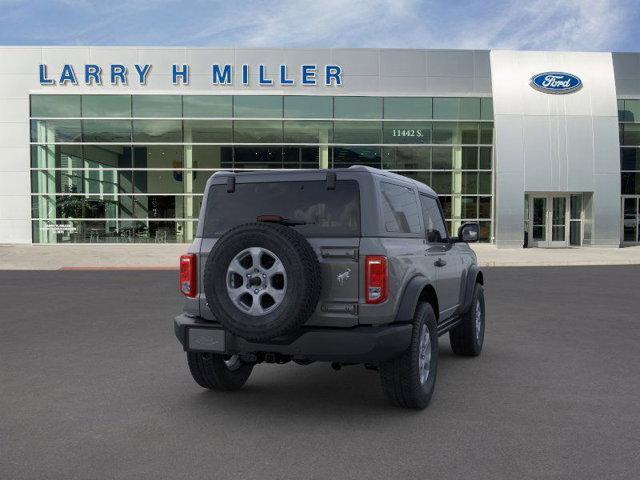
[{"left": 395, "top": 276, "right": 430, "bottom": 323}]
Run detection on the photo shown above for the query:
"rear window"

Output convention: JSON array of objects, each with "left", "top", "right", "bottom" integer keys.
[{"left": 203, "top": 180, "right": 360, "bottom": 237}]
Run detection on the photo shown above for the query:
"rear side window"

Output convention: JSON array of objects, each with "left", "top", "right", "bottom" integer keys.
[
  {"left": 380, "top": 182, "right": 421, "bottom": 233},
  {"left": 203, "top": 180, "right": 360, "bottom": 237},
  {"left": 419, "top": 194, "right": 448, "bottom": 243}
]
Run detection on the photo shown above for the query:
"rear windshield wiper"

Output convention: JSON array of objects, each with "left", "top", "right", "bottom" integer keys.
[{"left": 256, "top": 214, "right": 307, "bottom": 226}]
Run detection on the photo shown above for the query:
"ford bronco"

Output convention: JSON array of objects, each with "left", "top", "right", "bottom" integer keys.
[{"left": 174, "top": 166, "right": 485, "bottom": 409}]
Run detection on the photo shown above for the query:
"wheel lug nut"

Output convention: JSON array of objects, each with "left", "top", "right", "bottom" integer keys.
[
  {"left": 262, "top": 274, "right": 266, "bottom": 278},
  {"left": 254, "top": 289, "right": 259, "bottom": 293}
]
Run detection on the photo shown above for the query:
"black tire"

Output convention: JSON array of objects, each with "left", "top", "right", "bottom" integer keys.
[
  {"left": 187, "top": 352, "right": 253, "bottom": 391},
  {"left": 204, "top": 222, "right": 321, "bottom": 342},
  {"left": 449, "top": 283, "right": 485, "bottom": 356},
  {"left": 379, "top": 302, "right": 438, "bottom": 409}
]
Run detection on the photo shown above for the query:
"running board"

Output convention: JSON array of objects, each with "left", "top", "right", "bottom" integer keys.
[{"left": 437, "top": 316, "right": 462, "bottom": 336}]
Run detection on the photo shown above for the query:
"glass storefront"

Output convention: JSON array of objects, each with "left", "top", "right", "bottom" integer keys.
[
  {"left": 30, "top": 94, "right": 494, "bottom": 243},
  {"left": 619, "top": 99, "right": 640, "bottom": 243}
]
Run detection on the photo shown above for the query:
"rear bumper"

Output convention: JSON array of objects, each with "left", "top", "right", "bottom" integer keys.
[{"left": 174, "top": 314, "right": 412, "bottom": 363}]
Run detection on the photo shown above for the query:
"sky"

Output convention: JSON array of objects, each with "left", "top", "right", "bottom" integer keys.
[{"left": 0, "top": 0, "right": 638, "bottom": 52}]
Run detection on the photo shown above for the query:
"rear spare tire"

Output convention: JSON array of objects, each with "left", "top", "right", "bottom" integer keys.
[{"left": 204, "top": 222, "right": 321, "bottom": 342}]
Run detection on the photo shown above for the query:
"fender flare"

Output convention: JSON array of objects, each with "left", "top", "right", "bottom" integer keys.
[
  {"left": 458, "top": 265, "right": 483, "bottom": 314},
  {"left": 394, "top": 275, "right": 430, "bottom": 323}
]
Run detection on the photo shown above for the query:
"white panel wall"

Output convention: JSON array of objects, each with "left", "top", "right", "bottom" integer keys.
[{"left": 491, "top": 50, "right": 621, "bottom": 247}]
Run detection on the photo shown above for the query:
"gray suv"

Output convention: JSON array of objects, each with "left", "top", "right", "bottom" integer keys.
[{"left": 174, "top": 166, "right": 485, "bottom": 409}]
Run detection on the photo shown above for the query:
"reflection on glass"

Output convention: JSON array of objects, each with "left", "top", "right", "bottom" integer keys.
[
  {"left": 183, "top": 96, "right": 232, "bottom": 117},
  {"left": 83, "top": 95, "right": 131, "bottom": 117},
  {"left": 132, "top": 95, "right": 181, "bottom": 117},
  {"left": 82, "top": 120, "right": 132, "bottom": 142},
  {"left": 31, "top": 95, "right": 81, "bottom": 117},
  {"left": 31, "top": 120, "right": 82, "bottom": 143},
  {"left": 284, "top": 96, "right": 332, "bottom": 118},
  {"left": 234, "top": 96, "right": 282, "bottom": 118},
  {"left": 383, "top": 122, "right": 431, "bottom": 144},
  {"left": 133, "top": 120, "right": 182, "bottom": 142},
  {"left": 333, "top": 121, "right": 381, "bottom": 144},
  {"left": 183, "top": 120, "right": 232, "bottom": 143},
  {"left": 283, "top": 121, "right": 332, "bottom": 143},
  {"left": 384, "top": 98, "right": 432, "bottom": 119},
  {"left": 334, "top": 97, "right": 382, "bottom": 119},
  {"left": 333, "top": 147, "right": 381, "bottom": 168}
]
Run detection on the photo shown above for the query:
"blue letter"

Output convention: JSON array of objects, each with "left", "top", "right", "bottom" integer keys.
[
  {"left": 279, "top": 64, "right": 294, "bottom": 85},
  {"left": 325, "top": 65, "right": 342, "bottom": 86},
  {"left": 242, "top": 64, "right": 249, "bottom": 85},
  {"left": 85, "top": 64, "right": 102, "bottom": 85},
  {"left": 212, "top": 64, "right": 232, "bottom": 84},
  {"left": 110, "top": 64, "right": 127, "bottom": 85},
  {"left": 59, "top": 64, "right": 78, "bottom": 85},
  {"left": 259, "top": 65, "right": 273, "bottom": 85},
  {"left": 134, "top": 64, "right": 151, "bottom": 85},
  {"left": 39, "top": 64, "right": 55, "bottom": 85},
  {"left": 301, "top": 64, "right": 317, "bottom": 85},
  {"left": 172, "top": 64, "right": 189, "bottom": 85}
]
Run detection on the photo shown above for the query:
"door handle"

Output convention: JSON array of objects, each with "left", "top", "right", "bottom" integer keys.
[{"left": 434, "top": 258, "right": 447, "bottom": 267}]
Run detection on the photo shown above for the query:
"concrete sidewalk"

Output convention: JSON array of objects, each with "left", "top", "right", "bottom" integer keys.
[{"left": 1, "top": 243, "right": 640, "bottom": 270}]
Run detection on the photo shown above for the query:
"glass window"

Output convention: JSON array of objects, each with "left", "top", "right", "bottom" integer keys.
[
  {"left": 31, "top": 119, "right": 82, "bottom": 143},
  {"left": 432, "top": 147, "right": 453, "bottom": 169},
  {"left": 462, "top": 172, "right": 478, "bottom": 194},
  {"left": 333, "top": 121, "right": 381, "bottom": 144},
  {"left": 334, "top": 97, "right": 382, "bottom": 119},
  {"left": 480, "top": 98, "right": 493, "bottom": 120},
  {"left": 419, "top": 195, "right": 448, "bottom": 242},
  {"left": 204, "top": 180, "right": 360, "bottom": 237},
  {"left": 32, "top": 169, "right": 85, "bottom": 194},
  {"left": 282, "top": 147, "right": 324, "bottom": 169},
  {"left": 570, "top": 194, "right": 582, "bottom": 220},
  {"left": 380, "top": 181, "right": 421, "bottom": 234},
  {"left": 233, "top": 96, "right": 282, "bottom": 118},
  {"left": 31, "top": 95, "right": 81, "bottom": 117},
  {"left": 84, "top": 145, "right": 133, "bottom": 169},
  {"left": 183, "top": 96, "right": 232, "bottom": 117},
  {"left": 624, "top": 100, "right": 640, "bottom": 123},
  {"left": 432, "top": 122, "right": 454, "bottom": 144},
  {"left": 461, "top": 147, "right": 478, "bottom": 169},
  {"left": 234, "top": 120, "right": 283, "bottom": 143},
  {"left": 460, "top": 123, "right": 479, "bottom": 144},
  {"left": 479, "top": 147, "right": 492, "bottom": 169},
  {"left": 82, "top": 95, "right": 131, "bottom": 117},
  {"left": 132, "top": 95, "right": 181, "bottom": 117},
  {"left": 191, "top": 145, "right": 232, "bottom": 169},
  {"left": 382, "top": 147, "right": 430, "bottom": 169},
  {"left": 134, "top": 195, "right": 184, "bottom": 219},
  {"left": 459, "top": 98, "right": 481, "bottom": 120},
  {"left": 439, "top": 195, "right": 452, "bottom": 218},
  {"left": 479, "top": 196, "right": 491, "bottom": 218},
  {"left": 134, "top": 170, "right": 184, "bottom": 194},
  {"left": 480, "top": 122, "right": 493, "bottom": 144},
  {"left": 234, "top": 147, "right": 284, "bottom": 169},
  {"left": 333, "top": 147, "right": 381, "bottom": 168},
  {"left": 433, "top": 98, "right": 459, "bottom": 120},
  {"left": 133, "top": 120, "right": 182, "bottom": 142},
  {"left": 283, "top": 121, "right": 333, "bottom": 143},
  {"left": 284, "top": 96, "right": 332, "bottom": 118},
  {"left": 31, "top": 145, "right": 82, "bottom": 169},
  {"left": 431, "top": 172, "right": 452, "bottom": 194},
  {"left": 132, "top": 145, "right": 182, "bottom": 169},
  {"left": 383, "top": 122, "right": 431, "bottom": 144},
  {"left": 383, "top": 98, "right": 432, "bottom": 119},
  {"left": 82, "top": 120, "right": 132, "bottom": 143},
  {"left": 84, "top": 170, "right": 133, "bottom": 194},
  {"left": 183, "top": 120, "right": 232, "bottom": 143},
  {"left": 479, "top": 172, "right": 492, "bottom": 194},
  {"left": 621, "top": 148, "right": 639, "bottom": 171},
  {"left": 623, "top": 124, "right": 640, "bottom": 145},
  {"left": 462, "top": 196, "right": 478, "bottom": 218},
  {"left": 621, "top": 172, "right": 640, "bottom": 194},
  {"left": 191, "top": 171, "right": 216, "bottom": 194}
]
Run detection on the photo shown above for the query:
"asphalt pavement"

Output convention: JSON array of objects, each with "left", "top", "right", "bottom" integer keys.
[{"left": 1, "top": 266, "right": 639, "bottom": 479}]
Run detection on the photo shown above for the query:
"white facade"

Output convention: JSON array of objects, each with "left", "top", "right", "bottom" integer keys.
[{"left": 0, "top": 47, "right": 638, "bottom": 247}]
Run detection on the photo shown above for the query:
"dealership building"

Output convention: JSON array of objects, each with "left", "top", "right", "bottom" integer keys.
[{"left": 0, "top": 47, "right": 639, "bottom": 247}]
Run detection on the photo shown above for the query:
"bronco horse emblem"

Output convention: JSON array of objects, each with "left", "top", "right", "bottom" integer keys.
[{"left": 336, "top": 268, "right": 351, "bottom": 286}]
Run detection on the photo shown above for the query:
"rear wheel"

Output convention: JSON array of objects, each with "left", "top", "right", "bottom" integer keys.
[
  {"left": 379, "top": 302, "right": 438, "bottom": 409},
  {"left": 187, "top": 352, "right": 253, "bottom": 391}
]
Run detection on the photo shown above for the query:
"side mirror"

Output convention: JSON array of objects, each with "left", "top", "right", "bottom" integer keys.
[{"left": 457, "top": 223, "right": 479, "bottom": 243}]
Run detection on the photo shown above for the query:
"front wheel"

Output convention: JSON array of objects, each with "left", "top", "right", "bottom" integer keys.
[
  {"left": 187, "top": 352, "right": 253, "bottom": 390},
  {"left": 379, "top": 302, "right": 438, "bottom": 409},
  {"left": 449, "top": 283, "right": 485, "bottom": 356}
]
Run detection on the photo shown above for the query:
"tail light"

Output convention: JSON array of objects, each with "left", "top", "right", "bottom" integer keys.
[
  {"left": 365, "top": 256, "right": 387, "bottom": 304},
  {"left": 179, "top": 254, "right": 197, "bottom": 297}
]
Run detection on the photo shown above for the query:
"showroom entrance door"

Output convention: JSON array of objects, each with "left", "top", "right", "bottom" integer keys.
[
  {"left": 622, "top": 196, "right": 640, "bottom": 244},
  {"left": 528, "top": 194, "right": 570, "bottom": 247}
]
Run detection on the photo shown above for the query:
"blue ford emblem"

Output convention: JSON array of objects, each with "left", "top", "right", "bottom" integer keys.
[{"left": 530, "top": 72, "right": 582, "bottom": 94}]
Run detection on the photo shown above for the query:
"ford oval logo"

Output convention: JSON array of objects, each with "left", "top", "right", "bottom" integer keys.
[{"left": 530, "top": 72, "right": 582, "bottom": 94}]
